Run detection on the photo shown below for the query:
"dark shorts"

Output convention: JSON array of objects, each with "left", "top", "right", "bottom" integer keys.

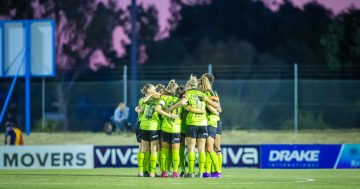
[
  {"left": 186, "top": 126, "right": 208, "bottom": 139},
  {"left": 140, "top": 130, "right": 159, "bottom": 142},
  {"left": 135, "top": 121, "right": 141, "bottom": 143},
  {"left": 161, "top": 131, "right": 181, "bottom": 144},
  {"left": 207, "top": 126, "right": 217, "bottom": 139},
  {"left": 216, "top": 120, "right": 222, "bottom": 135},
  {"left": 180, "top": 133, "right": 186, "bottom": 144}
]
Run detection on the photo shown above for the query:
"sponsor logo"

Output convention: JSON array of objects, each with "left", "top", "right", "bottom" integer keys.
[
  {"left": 222, "top": 145, "right": 259, "bottom": 167},
  {"left": 261, "top": 145, "right": 341, "bottom": 169},
  {"left": 269, "top": 150, "right": 320, "bottom": 162},
  {"left": 94, "top": 146, "right": 138, "bottom": 167},
  {"left": 0, "top": 145, "right": 93, "bottom": 169},
  {"left": 3, "top": 152, "right": 87, "bottom": 167}
]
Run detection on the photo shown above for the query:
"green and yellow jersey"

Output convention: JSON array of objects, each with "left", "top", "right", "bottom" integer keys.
[
  {"left": 180, "top": 110, "right": 188, "bottom": 134},
  {"left": 183, "top": 89, "right": 207, "bottom": 126},
  {"left": 140, "top": 98, "right": 161, "bottom": 131},
  {"left": 159, "top": 95, "right": 183, "bottom": 133},
  {"left": 137, "top": 98, "right": 144, "bottom": 122},
  {"left": 205, "top": 90, "right": 220, "bottom": 127}
]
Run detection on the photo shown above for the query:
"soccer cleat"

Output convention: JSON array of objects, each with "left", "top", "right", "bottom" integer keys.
[
  {"left": 150, "top": 173, "right": 156, "bottom": 178},
  {"left": 138, "top": 172, "right": 144, "bottom": 177},
  {"left": 161, "top": 171, "right": 168, "bottom": 177},
  {"left": 172, "top": 172, "right": 179, "bottom": 178},
  {"left": 196, "top": 173, "right": 203, "bottom": 178},
  {"left": 211, "top": 172, "right": 222, "bottom": 178},
  {"left": 167, "top": 172, "right": 172, "bottom": 177},
  {"left": 144, "top": 171, "right": 150, "bottom": 177},
  {"left": 202, "top": 172, "right": 211, "bottom": 178},
  {"left": 180, "top": 171, "right": 186, "bottom": 177},
  {"left": 184, "top": 173, "right": 195, "bottom": 178}
]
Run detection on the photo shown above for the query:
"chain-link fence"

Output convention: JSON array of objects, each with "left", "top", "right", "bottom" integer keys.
[{"left": 1, "top": 78, "right": 359, "bottom": 131}]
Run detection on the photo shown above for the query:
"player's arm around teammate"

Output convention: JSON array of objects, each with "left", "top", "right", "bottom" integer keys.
[
  {"left": 182, "top": 75, "right": 210, "bottom": 177},
  {"left": 155, "top": 80, "right": 183, "bottom": 177},
  {"left": 202, "top": 73, "right": 223, "bottom": 175},
  {"left": 199, "top": 76, "right": 222, "bottom": 178},
  {"left": 138, "top": 84, "right": 161, "bottom": 178}
]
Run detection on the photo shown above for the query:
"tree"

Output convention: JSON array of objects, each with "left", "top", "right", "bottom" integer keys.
[
  {"left": 321, "top": 8, "right": 360, "bottom": 70},
  {"left": 0, "top": 0, "right": 125, "bottom": 131}
]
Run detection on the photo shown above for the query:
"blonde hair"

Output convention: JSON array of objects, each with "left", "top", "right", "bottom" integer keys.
[
  {"left": 199, "top": 76, "right": 212, "bottom": 92},
  {"left": 202, "top": 73, "right": 214, "bottom": 85},
  {"left": 141, "top": 83, "right": 154, "bottom": 94},
  {"left": 185, "top": 74, "right": 198, "bottom": 90},
  {"left": 164, "top": 79, "right": 178, "bottom": 96}
]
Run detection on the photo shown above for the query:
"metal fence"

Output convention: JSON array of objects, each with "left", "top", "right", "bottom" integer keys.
[{"left": 1, "top": 77, "right": 359, "bottom": 132}]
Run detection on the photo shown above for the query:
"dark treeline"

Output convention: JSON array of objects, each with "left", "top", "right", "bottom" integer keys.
[{"left": 1, "top": 0, "right": 360, "bottom": 80}]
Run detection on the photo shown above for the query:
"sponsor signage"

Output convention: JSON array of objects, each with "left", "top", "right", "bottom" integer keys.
[
  {"left": 94, "top": 145, "right": 259, "bottom": 168},
  {"left": 0, "top": 145, "right": 93, "bottom": 169},
  {"left": 222, "top": 145, "right": 259, "bottom": 168},
  {"left": 336, "top": 144, "right": 360, "bottom": 169},
  {"left": 260, "top": 144, "right": 341, "bottom": 169},
  {"left": 94, "top": 146, "right": 138, "bottom": 168}
]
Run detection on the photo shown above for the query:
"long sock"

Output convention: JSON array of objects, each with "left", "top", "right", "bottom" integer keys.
[
  {"left": 158, "top": 149, "right": 162, "bottom": 171},
  {"left": 217, "top": 153, "right": 222, "bottom": 173},
  {"left": 210, "top": 151, "right": 220, "bottom": 172},
  {"left": 205, "top": 152, "right": 212, "bottom": 173},
  {"left": 138, "top": 152, "right": 145, "bottom": 173},
  {"left": 198, "top": 152, "right": 206, "bottom": 174},
  {"left": 161, "top": 148, "right": 169, "bottom": 172},
  {"left": 172, "top": 149, "right": 180, "bottom": 173},
  {"left": 166, "top": 150, "right": 172, "bottom": 172},
  {"left": 144, "top": 151, "right": 150, "bottom": 172},
  {"left": 188, "top": 152, "right": 195, "bottom": 174},
  {"left": 179, "top": 144, "right": 186, "bottom": 172},
  {"left": 150, "top": 153, "right": 157, "bottom": 174}
]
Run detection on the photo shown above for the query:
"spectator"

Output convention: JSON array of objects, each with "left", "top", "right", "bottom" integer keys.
[
  {"left": 4, "top": 121, "right": 24, "bottom": 145},
  {"left": 112, "top": 103, "right": 130, "bottom": 132}
]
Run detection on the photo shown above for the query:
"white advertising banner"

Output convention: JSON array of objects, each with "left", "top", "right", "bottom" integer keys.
[{"left": 0, "top": 145, "right": 93, "bottom": 169}]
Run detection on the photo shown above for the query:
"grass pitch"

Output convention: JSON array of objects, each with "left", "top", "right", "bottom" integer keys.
[{"left": 0, "top": 168, "right": 359, "bottom": 189}]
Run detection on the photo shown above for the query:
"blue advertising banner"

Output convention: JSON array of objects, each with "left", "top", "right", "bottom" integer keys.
[
  {"left": 94, "top": 145, "right": 259, "bottom": 168},
  {"left": 94, "top": 146, "right": 138, "bottom": 168},
  {"left": 222, "top": 145, "right": 259, "bottom": 168},
  {"left": 260, "top": 144, "right": 341, "bottom": 169},
  {"left": 336, "top": 144, "right": 360, "bottom": 169}
]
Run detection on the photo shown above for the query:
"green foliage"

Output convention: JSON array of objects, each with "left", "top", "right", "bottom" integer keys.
[
  {"left": 321, "top": 8, "right": 360, "bottom": 69},
  {"left": 33, "top": 120, "right": 59, "bottom": 132},
  {"left": 282, "top": 111, "right": 329, "bottom": 130}
]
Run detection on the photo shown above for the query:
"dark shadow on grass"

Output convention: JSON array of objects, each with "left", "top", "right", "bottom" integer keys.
[{"left": 1, "top": 174, "right": 137, "bottom": 178}]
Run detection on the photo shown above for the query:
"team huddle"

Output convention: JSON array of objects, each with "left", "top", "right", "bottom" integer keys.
[{"left": 135, "top": 73, "right": 223, "bottom": 178}]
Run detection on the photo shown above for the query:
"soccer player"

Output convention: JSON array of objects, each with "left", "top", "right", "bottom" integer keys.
[
  {"left": 181, "top": 75, "right": 220, "bottom": 178},
  {"left": 155, "top": 80, "right": 182, "bottom": 177},
  {"left": 135, "top": 96, "right": 147, "bottom": 177},
  {"left": 202, "top": 73, "right": 223, "bottom": 176},
  {"left": 199, "top": 75, "right": 222, "bottom": 178},
  {"left": 136, "top": 83, "right": 162, "bottom": 178},
  {"left": 175, "top": 85, "right": 188, "bottom": 177}
]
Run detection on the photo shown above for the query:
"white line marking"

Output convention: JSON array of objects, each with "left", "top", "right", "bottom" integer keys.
[{"left": 334, "top": 144, "right": 345, "bottom": 169}]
